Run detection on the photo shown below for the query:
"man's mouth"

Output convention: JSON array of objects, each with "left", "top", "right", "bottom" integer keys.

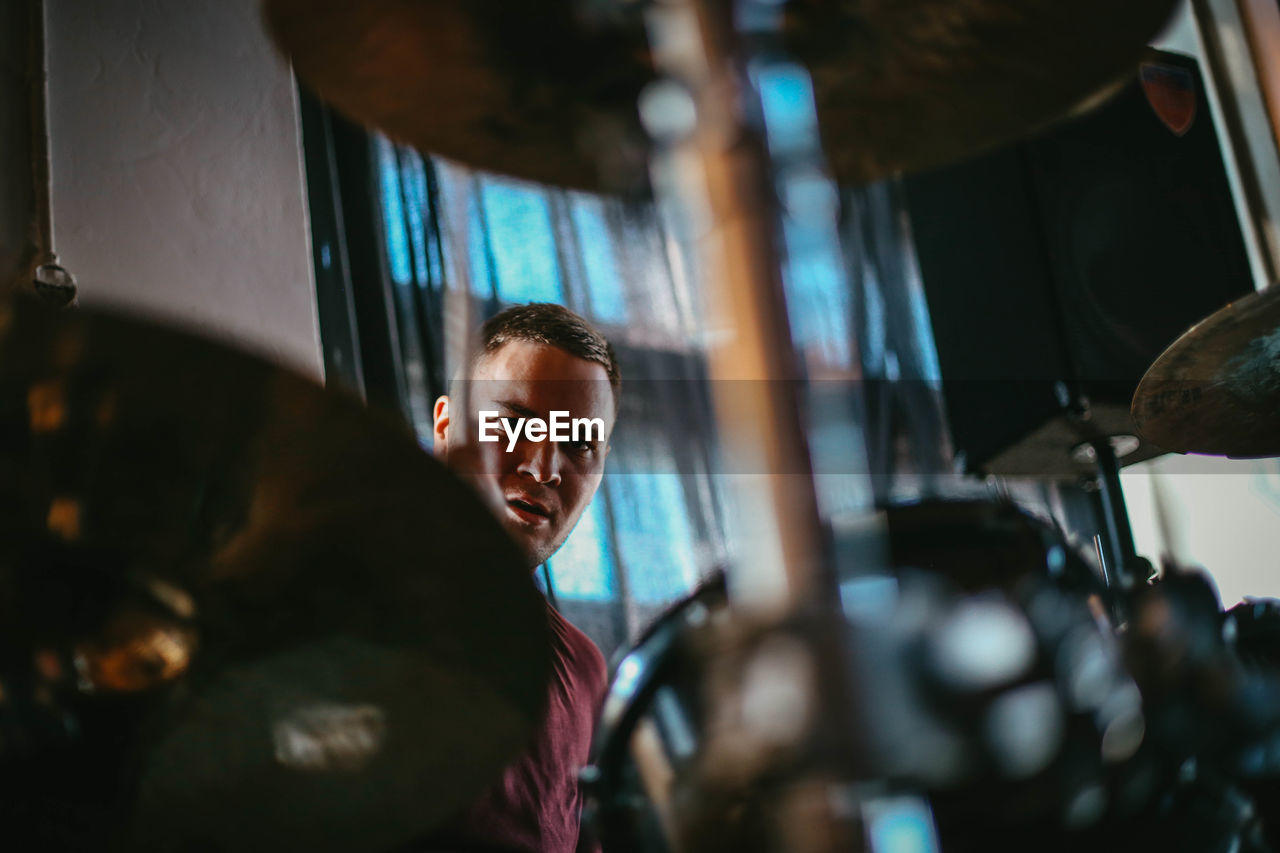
[{"left": 505, "top": 495, "right": 552, "bottom": 525}]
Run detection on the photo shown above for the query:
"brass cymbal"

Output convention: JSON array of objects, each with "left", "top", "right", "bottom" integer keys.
[
  {"left": 263, "top": 0, "right": 1178, "bottom": 190},
  {"left": 795, "top": 1, "right": 1180, "bottom": 184},
  {"left": 0, "top": 299, "right": 549, "bottom": 851},
  {"left": 265, "top": 0, "right": 655, "bottom": 191},
  {"left": 1131, "top": 287, "right": 1280, "bottom": 458}
]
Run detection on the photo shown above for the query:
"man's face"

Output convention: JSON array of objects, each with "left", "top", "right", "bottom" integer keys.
[{"left": 433, "top": 340, "right": 615, "bottom": 569}]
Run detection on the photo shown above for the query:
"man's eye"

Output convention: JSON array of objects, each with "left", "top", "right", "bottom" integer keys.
[{"left": 561, "top": 439, "right": 594, "bottom": 456}]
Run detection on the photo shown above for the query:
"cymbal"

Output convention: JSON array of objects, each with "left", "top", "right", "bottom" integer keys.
[
  {"left": 263, "top": 0, "right": 1179, "bottom": 190},
  {"left": 796, "top": 1, "right": 1180, "bottom": 184},
  {"left": 265, "top": 0, "right": 654, "bottom": 191},
  {"left": 1131, "top": 286, "right": 1280, "bottom": 458},
  {"left": 0, "top": 299, "right": 549, "bottom": 851}
]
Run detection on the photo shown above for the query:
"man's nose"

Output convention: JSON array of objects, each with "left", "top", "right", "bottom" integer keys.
[{"left": 516, "top": 440, "right": 561, "bottom": 486}]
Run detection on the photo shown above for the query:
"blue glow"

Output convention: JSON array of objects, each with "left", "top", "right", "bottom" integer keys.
[
  {"left": 754, "top": 63, "right": 818, "bottom": 155},
  {"left": 911, "top": 287, "right": 943, "bottom": 386},
  {"left": 400, "top": 150, "right": 431, "bottom": 285},
  {"left": 782, "top": 218, "right": 854, "bottom": 368},
  {"left": 570, "top": 193, "right": 628, "bottom": 324},
  {"left": 547, "top": 499, "right": 616, "bottom": 601},
  {"left": 866, "top": 797, "right": 940, "bottom": 853},
  {"left": 903, "top": 254, "right": 943, "bottom": 384},
  {"left": 839, "top": 576, "right": 900, "bottom": 622},
  {"left": 863, "top": 265, "right": 887, "bottom": 373},
  {"left": 376, "top": 136, "right": 412, "bottom": 286},
  {"left": 609, "top": 474, "right": 699, "bottom": 604},
  {"left": 466, "top": 192, "right": 493, "bottom": 296},
  {"left": 481, "top": 179, "right": 564, "bottom": 304},
  {"left": 614, "top": 655, "right": 643, "bottom": 696}
]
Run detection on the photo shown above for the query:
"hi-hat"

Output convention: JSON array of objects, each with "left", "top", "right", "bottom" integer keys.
[
  {"left": 263, "top": 0, "right": 1179, "bottom": 190},
  {"left": 0, "top": 299, "right": 548, "bottom": 852},
  {"left": 1131, "top": 286, "right": 1280, "bottom": 458}
]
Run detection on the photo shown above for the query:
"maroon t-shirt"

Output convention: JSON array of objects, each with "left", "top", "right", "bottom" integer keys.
[{"left": 414, "top": 604, "right": 608, "bottom": 852}]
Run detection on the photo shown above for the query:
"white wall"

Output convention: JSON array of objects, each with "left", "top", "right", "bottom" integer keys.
[
  {"left": 43, "top": 0, "right": 321, "bottom": 379},
  {"left": 1123, "top": 455, "right": 1280, "bottom": 606}
]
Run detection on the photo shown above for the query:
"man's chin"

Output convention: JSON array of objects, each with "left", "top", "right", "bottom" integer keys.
[{"left": 500, "top": 523, "right": 555, "bottom": 571}]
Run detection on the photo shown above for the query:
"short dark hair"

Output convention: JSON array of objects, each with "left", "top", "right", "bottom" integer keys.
[{"left": 473, "top": 303, "right": 621, "bottom": 409}]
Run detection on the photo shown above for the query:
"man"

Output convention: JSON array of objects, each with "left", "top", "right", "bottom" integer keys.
[{"left": 426, "top": 302, "right": 619, "bottom": 853}]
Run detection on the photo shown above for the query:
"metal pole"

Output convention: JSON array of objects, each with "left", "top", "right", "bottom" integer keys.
[
  {"left": 644, "top": 0, "right": 829, "bottom": 618},
  {"left": 28, "top": 0, "right": 53, "bottom": 267},
  {"left": 27, "top": 0, "right": 76, "bottom": 306},
  {"left": 1092, "top": 438, "right": 1139, "bottom": 592}
]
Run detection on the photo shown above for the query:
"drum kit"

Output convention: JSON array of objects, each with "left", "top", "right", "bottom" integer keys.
[{"left": 6, "top": 0, "right": 1280, "bottom": 850}]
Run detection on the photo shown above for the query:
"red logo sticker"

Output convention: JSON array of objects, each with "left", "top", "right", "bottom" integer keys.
[{"left": 1140, "top": 62, "right": 1197, "bottom": 136}]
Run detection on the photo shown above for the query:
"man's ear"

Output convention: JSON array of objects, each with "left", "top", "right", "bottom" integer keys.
[{"left": 432, "top": 395, "right": 451, "bottom": 456}]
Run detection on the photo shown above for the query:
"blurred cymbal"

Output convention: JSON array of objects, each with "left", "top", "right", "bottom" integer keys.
[
  {"left": 795, "top": 1, "right": 1180, "bottom": 184},
  {"left": 1131, "top": 286, "right": 1280, "bottom": 458},
  {"left": 263, "top": 0, "right": 1178, "bottom": 190},
  {"left": 0, "top": 299, "right": 549, "bottom": 852},
  {"left": 265, "top": 0, "right": 654, "bottom": 191}
]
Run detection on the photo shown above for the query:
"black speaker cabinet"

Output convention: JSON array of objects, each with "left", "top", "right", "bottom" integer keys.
[{"left": 904, "top": 50, "right": 1255, "bottom": 478}]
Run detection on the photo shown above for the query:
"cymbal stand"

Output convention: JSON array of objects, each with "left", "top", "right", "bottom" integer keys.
[
  {"left": 637, "top": 0, "right": 896, "bottom": 848},
  {"left": 640, "top": 0, "right": 833, "bottom": 616},
  {"left": 1080, "top": 435, "right": 1141, "bottom": 601},
  {"left": 26, "top": 0, "right": 76, "bottom": 307}
]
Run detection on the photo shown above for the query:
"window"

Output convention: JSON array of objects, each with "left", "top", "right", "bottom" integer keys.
[
  {"left": 301, "top": 89, "right": 949, "bottom": 659},
  {"left": 367, "top": 143, "right": 723, "bottom": 658}
]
